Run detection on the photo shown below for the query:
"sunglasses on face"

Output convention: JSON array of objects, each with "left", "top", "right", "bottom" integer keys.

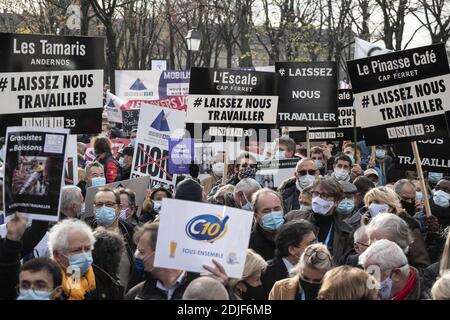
[{"left": 298, "top": 169, "right": 316, "bottom": 176}]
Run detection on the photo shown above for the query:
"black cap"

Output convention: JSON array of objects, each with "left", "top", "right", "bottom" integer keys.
[{"left": 175, "top": 178, "right": 203, "bottom": 203}]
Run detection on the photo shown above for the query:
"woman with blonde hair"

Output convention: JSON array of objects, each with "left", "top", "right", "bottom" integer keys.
[
  {"left": 424, "top": 230, "right": 450, "bottom": 291},
  {"left": 318, "top": 265, "right": 379, "bottom": 300},
  {"left": 431, "top": 271, "right": 450, "bottom": 300},
  {"left": 228, "top": 249, "right": 267, "bottom": 299},
  {"left": 269, "top": 243, "right": 333, "bottom": 300},
  {"left": 361, "top": 186, "right": 430, "bottom": 269}
]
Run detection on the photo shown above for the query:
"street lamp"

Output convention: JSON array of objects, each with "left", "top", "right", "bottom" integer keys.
[{"left": 185, "top": 28, "right": 201, "bottom": 69}]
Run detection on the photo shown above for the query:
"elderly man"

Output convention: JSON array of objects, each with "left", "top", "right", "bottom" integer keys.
[
  {"left": 49, "top": 218, "right": 123, "bottom": 300},
  {"left": 394, "top": 179, "right": 418, "bottom": 217},
  {"left": 222, "top": 178, "right": 261, "bottom": 210},
  {"left": 289, "top": 177, "right": 354, "bottom": 264},
  {"left": 340, "top": 225, "right": 369, "bottom": 267},
  {"left": 59, "top": 186, "right": 84, "bottom": 220},
  {"left": 278, "top": 158, "right": 320, "bottom": 212},
  {"left": 182, "top": 277, "right": 229, "bottom": 300},
  {"left": 249, "top": 189, "right": 285, "bottom": 261},
  {"left": 359, "top": 239, "right": 429, "bottom": 300},
  {"left": 77, "top": 161, "right": 105, "bottom": 198}
]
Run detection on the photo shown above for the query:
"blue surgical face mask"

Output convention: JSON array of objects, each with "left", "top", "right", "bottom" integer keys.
[
  {"left": 314, "top": 160, "right": 323, "bottom": 170},
  {"left": 297, "top": 174, "right": 315, "bottom": 190},
  {"left": 334, "top": 168, "right": 349, "bottom": 181},
  {"left": 379, "top": 276, "right": 393, "bottom": 300},
  {"left": 275, "top": 150, "right": 287, "bottom": 160},
  {"left": 375, "top": 149, "right": 386, "bottom": 159},
  {"left": 153, "top": 201, "right": 162, "bottom": 213},
  {"left": 241, "top": 194, "right": 253, "bottom": 211},
  {"left": 433, "top": 190, "right": 450, "bottom": 208},
  {"left": 17, "top": 290, "right": 51, "bottom": 300},
  {"left": 261, "top": 210, "right": 284, "bottom": 231},
  {"left": 336, "top": 198, "right": 355, "bottom": 215},
  {"left": 134, "top": 257, "right": 145, "bottom": 272},
  {"left": 91, "top": 177, "right": 106, "bottom": 187},
  {"left": 68, "top": 251, "right": 93, "bottom": 275},
  {"left": 428, "top": 172, "right": 443, "bottom": 184},
  {"left": 415, "top": 192, "right": 423, "bottom": 201},
  {"left": 95, "top": 206, "right": 117, "bottom": 226}
]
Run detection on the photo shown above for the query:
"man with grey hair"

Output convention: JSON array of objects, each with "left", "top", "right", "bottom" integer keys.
[
  {"left": 59, "top": 186, "right": 84, "bottom": 220},
  {"left": 394, "top": 179, "right": 418, "bottom": 216},
  {"left": 76, "top": 161, "right": 105, "bottom": 198},
  {"left": 182, "top": 277, "right": 229, "bottom": 300},
  {"left": 359, "top": 239, "right": 429, "bottom": 300},
  {"left": 274, "top": 136, "right": 296, "bottom": 160},
  {"left": 340, "top": 225, "right": 370, "bottom": 266},
  {"left": 278, "top": 158, "right": 319, "bottom": 212},
  {"left": 223, "top": 178, "right": 261, "bottom": 210}
]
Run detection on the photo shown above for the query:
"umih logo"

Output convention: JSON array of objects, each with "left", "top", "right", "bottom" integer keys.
[{"left": 185, "top": 214, "right": 229, "bottom": 243}]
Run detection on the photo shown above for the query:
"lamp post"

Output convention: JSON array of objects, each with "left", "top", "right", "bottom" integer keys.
[{"left": 185, "top": 28, "right": 201, "bottom": 69}]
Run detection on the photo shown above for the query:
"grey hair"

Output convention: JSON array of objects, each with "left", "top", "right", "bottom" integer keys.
[
  {"left": 60, "top": 185, "right": 82, "bottom": 211},
  {"left": 183, "top": 277, "right": 230, "bottom": 300},
  {"left": 367, "top": 213, "right": 413, "bottom": 254},
  {"left": 359, "top": 239, "right": 409, "bottom": 276},
  {"left": 85, "top": 161, "right": 104, "bottom": 177},
  {"left": 235, "top": 178, "right": 261, "bottom": 196},
  {"left": 353, "top": 225, "right": 368, "bottom": 243},
  {"left": 294, "top": 243, "right": 333, "bottom": 275},
  {"left": 48, "top": 219, "right": 95, "bottom": 256},
  {"left": 278, "top": 136, "right": 296, "bottom": 153},
  {"left": 394, "top": 179, "right": 415, "bottom": 195}
]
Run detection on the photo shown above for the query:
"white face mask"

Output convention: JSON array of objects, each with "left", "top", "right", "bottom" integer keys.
[
  {"left": 212, "top": 162, "right": 224, "bottom": 177},
  {"left": 312, "top": 196, "right": 335, "bottom": 215},
  {"left": 368, "top": 203, "right": 390, "bottom": 217},
  {"left": 334, "top": 168, "right": 349, "bottom": 181},
  {"left": 153, "top": 201, "right": 162, "bottom": 213},
  {"left": 297, "top": 174, "right": 315, "bottom": 190},
  {"left": 314, "top": 160, "right": 323, "bottom": 170}
]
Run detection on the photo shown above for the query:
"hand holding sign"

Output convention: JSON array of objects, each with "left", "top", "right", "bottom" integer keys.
[
  {"left": 202, "top": 259, "right": 229, "bottom": 286},
  {"left": 6, "top": 211, "right": 27, "bottom": 242}
]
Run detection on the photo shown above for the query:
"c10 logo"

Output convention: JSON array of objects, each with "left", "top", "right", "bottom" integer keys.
[{"left": 185, "top": 214, "right": 229, "bottom": 242}]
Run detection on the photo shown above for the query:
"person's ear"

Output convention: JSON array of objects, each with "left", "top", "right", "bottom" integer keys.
[{"left": 287, "top": 245, "right": 297, "bottom": 257}]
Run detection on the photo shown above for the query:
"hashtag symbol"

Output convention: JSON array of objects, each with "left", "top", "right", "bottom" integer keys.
[
  {"left": 361, "top": 95, "right": 370, "bottom": 108},
  {"left": 193, "top": 97, "right": 203, "bottom": 108},
  {"left": 0, "top": 77, "right": 8, "bottom": 92},
  {"left": 278, "top": 68, "right": 285, "bottom": 76}
]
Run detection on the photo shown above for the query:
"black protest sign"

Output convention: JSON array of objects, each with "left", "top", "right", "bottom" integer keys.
[
  {"left": 3, "top": 127, "right": 69, "bottom": 222},
  {"left": 347, "top": 43, "right": 450, "bottom": 145},
  {"left": 122, "top": 109, "right": 140, "bottom": 133},
  {"left": 275, "top": 61, "right": 338, "bottom": 127},
  {"left": 393, "top": 137, "right": 450, "bottom": 173},
  {"left": 0, "top": 33, "right": 104, "bottom": 135},
  {"left": 186, "top": 67, "right": 279, "bottom": 138}
]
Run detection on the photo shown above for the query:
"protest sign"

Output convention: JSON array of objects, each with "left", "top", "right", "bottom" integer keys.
[
  {"left": 130, "top": 104, "right": 186, "bottom": 191},
  {"left": 186, "top": 68, "right": 278, "bottom": 141},
  {"left": 393, "top": 137, "right": 450, "bottom": 173},
  {"left": 354, "top": 38, "right": 393, "bottom": 59},
  {"left": 83, "top": 175, "right": 151, "bottom": 219},
  {"left": 347, "top": 43, "right": 450, "bottom": 145},
  {"left": 275, "top": 61, "right": 338, "bottom": 127},
  {"left": 105, "top": 91, "right": 127, "bottom": 123},
  {"left": 115, "top": 70, "right": 189, "bottom": 101},
  {"left": 122, "top": 109, "right": 140, "bottom": 133},
  {"left": 64, "top": 135, "right": 78, "bottom": 185},
  {"left": 0, "top": 33, "right": 104, "bottom": 135},
  {"left": 154, "top": 198, "right": 253, "bottom": 278},
  {"left": 255, "top": 158, "right": 298, "bottom": 188},
  {"left": 3, "top": 127, "right": 69, "bottom": 222},
  {"left": 168, "top": 138, "right": 194, "bottom": 174}
]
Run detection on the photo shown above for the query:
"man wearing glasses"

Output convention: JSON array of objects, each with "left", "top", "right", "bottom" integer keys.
[
  {"left": 279, "top": 158, "right": 319, "bottom": 212},
  {"left": 287, "top": 176, "right": 354, "bottom": 264}
]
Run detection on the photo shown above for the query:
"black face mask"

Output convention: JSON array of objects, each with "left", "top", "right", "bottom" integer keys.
[
  {"left": 401, "top": 200, "right": 416, "bottom": 216},
  {"left": 239, "top": 284, "right": 265, "bottom": 300},
  {"left": 299, "top": 279, "right": 321, "bottom": 300}
]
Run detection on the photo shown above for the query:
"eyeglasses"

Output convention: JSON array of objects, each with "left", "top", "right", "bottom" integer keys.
[
  {"left": 355, "top": 241, "right": 369, "bottom": 248},
  {"left": 241, "top": 163, "right": 257, "bottom": 169},
  {"left": 297, "top": 169, "right": 317, "bottom": 176},
  {"left": 312, "top": 191, "right": 334, "bottom": 201},
  {"left": 304, "top": 246, "right": 330, "bottom": 261},
  {"left": 94, "top": 201, "right": 117, "bottom": 208}
]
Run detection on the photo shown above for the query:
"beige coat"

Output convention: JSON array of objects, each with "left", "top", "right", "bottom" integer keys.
[{"left": 269, "top": 276, "right": 303, "bottom": 300}]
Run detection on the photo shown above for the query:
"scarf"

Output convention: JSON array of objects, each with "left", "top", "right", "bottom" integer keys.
[
  {"left": 62, "top": 267, "right": 96, "bottom": 300},
  {"left": 392, "top": 269, "right": 415, "bottom": 300}
]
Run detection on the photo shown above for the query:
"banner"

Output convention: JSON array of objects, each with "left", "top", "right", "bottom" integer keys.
[
  {"left": 275, "top": 61, "right": 338, "bottom": 127},
  {"left": 354, "top": 38, "right": 393, "bottom": 59},
  {"left": 168, "top": 138, "right": 194, "bottom": 174},
  {"left": 0, "top": 33, "right": 104, "bottom": 135},
  {"left": 255, "top": 158, "right": 298, "bottom": 188},
  {"left": 347, "top": 43, "right": 450, "bottom": 145},
  {"left": 130, "top": 104, "right": 186, "bottom": 191},
  {"left": 393, "top": 137, "right": 450, "bottom": 173},
  {"left": 83, "top": 175, "right": 151, "bottom": 219},
  {"left": 154, "top": 198, "right": 253, "bottom": 278},
  {"left": 186, "top": 68, "right": 279, "bottom": 138},
  {"left": 3, "top": 126, "right": 69, "bottom": 222},
  {"left": 64, "top": 135, "right": 78, "bottom": 185},
  {"left": 122, "top": 109, "right": 140, "bottom": 133},
  {"left": 115, "top": 70, "right": 190, "bottom": 101}
]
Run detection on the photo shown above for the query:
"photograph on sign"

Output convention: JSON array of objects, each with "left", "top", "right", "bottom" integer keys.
[
  {"left": 347, "top": 43, "right": 450, "bottom": 145},
  {"left": 154, "top": 198, "right": 253, "bottom": 278},
  {"left": 255, "top": 158, "right": 298, "bottom": 188},
  {"left": 0, "top": 33, "right": 104, "bottom": 135},
  {"left": 64, "top": 135, "right": 78, "bottom": 186},
  {"left": 275, "top": 61, "right": 338, "bottom": 127},
  {"left": 3, "top": 127, "right": 69, "bottom": 222}
]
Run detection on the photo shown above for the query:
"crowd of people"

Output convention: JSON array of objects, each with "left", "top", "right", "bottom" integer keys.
[{"left": 1, "top": 121, "right": 450, "bottom": 301}]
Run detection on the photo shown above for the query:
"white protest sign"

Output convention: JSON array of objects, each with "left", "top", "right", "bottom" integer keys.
[{"left": 154, "top": 198, "right": 253, "bottom": 278}]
